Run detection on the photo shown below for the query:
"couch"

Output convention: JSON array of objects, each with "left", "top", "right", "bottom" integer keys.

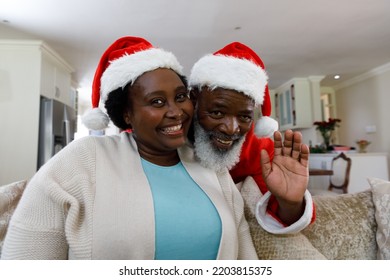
[
  {"left": 1, "top": 177, "right": 389, "bottom": 259},
  {"left": 241, "top": 177, "right": 390, "bottom": 259}
]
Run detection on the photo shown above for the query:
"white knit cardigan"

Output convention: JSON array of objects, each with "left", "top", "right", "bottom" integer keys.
[{"left": 1, "top": 133, "right": 258, "bottom": 260}]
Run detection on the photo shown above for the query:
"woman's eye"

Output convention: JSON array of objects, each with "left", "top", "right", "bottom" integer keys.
[
  {"left": 151, "top": 98, "right": 165, "bottom": 107},
  {"left": 176, "top": 92, "right": 189, "bottom": 102}
]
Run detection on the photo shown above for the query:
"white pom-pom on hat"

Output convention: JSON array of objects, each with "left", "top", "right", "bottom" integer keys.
[
  {"left": 82, "top": 36, "right": 183, "bottom": 131},
  {"left": 81, "top": 108, "right": 110, "bottom": 131},
  {"left": 254, "top": 116, "right": 279, "bottom": 138}
]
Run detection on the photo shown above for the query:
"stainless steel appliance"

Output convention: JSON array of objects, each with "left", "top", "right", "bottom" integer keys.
[{"left": 37, "top": 97, "right": 76, "bottom": 169}]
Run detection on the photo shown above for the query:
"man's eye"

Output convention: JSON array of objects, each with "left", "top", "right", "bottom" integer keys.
[
  {"left": 240, "top": 115, "right": 252, "bottom": 122},
  {"left": 210, "top": 111, "right": 224, "bottom": 118}
]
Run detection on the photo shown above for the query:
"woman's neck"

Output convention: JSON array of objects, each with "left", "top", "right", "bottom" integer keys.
[
  {"left": 138, "top": 150, "right": 180, "bottom": 166},
  {"left": 130, "top": 133, "right": 181, "bottom": 166}
]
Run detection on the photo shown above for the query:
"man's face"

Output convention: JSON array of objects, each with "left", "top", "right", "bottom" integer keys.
[{"left": 193, "top": 87, "right": 255, "bottom": 171}]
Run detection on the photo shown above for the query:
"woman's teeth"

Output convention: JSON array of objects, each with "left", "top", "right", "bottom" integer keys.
[{"left": 161, "top": 124, "right": 182, "bottom": 133}]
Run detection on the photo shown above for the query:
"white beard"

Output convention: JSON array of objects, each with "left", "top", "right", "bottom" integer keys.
[{"left": 193, "top": 121, "right": 245, "bottom": 173}]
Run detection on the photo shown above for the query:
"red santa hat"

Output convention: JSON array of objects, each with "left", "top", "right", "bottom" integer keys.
[
  {"left": 82, "top": 36, "right": 183, "bottom": 130},
  {"left": 189, "top": 42, "right": 278, "bottom": 138}
]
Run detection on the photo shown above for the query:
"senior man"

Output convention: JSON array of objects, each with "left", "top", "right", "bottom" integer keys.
[{"left": 188, "top": 42, "right": 314, "bottom": 233}]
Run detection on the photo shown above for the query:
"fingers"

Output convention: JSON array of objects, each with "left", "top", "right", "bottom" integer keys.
[
  {"left": 260, "top": 149, "right": 272, "bottom": 178},
  {"left": 291, "top": 131, "right": 302, "bottom": 160},
  {"left": 274, "top": 129, "right": 307, "bottom": 162},
  {"left": 273, "top": 130, "right": 283, "bottom": 156},
  {"left": 282, "top": 130, "right": 294, "bottom": 156},
  {"left": 299, "top": 143, "right": 310, "bottom": 167}
]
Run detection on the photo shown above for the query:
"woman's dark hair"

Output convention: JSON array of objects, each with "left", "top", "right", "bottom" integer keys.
[
  {"left": 104, "top": 71, "right": 188, "bottom": 131},
  {"left": 104, "top": 85, "right": 131, "bottom": 130}
]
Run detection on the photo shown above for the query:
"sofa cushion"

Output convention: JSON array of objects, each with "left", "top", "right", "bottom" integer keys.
[
  {"left": 0, "top": 180, "right": 27, "bottom": 256},
  {"left": 368, "top": 177, "right": 390, "bottom": 260},
  {"left": 241, "top": 176, "right": 377, "bottom": 259},
  {"left": 303, "top": 190, "right": 377, "bottom": 259},
  {"left": 241, "top": 177, "right": 326, "bottom": 259}
]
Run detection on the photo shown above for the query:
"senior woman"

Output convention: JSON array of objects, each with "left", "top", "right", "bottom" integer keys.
[{"left": 1, "top": 36, "right": 257, "bottom": 260}]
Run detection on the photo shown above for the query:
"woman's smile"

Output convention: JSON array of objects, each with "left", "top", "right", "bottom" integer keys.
[{"left": 159, "top": 124, "right": 184, "bottom": 136}]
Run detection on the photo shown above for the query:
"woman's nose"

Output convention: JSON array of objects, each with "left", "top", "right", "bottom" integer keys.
[{"left": 166, "top": 103, "right": 184, "bottom": 119}]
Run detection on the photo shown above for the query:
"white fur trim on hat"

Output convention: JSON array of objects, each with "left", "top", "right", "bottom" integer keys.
[
  {"left": 81, "top": 108, "right": 110, "bottom": 131},
  {"left": 254, "top": 116, "right": 279, "bottom": 138},
  {"left": 189, "top": 54, "right": 268, "bottom": 106},
  {"left": 100, "top": 48, "right": 183, "bottom": 102}
]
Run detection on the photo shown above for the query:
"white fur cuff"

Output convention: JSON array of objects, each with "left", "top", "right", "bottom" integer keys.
[{"left": 255, "top": 190, "right": 314, "bottom": 234}]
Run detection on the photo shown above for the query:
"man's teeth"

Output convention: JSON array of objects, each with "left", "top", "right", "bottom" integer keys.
[
  {"left": 216, "top": 138, "right": 232, "bottom": 145},
  {"left": 162, "top": 124, "right": 182, "bottom": 133}
]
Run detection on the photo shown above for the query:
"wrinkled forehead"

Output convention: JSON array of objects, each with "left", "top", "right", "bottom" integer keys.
[{"left": 198, "top": 87, "right": 255, "bottom": 107}]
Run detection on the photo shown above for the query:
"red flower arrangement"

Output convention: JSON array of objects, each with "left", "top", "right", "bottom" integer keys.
[
  {"left": 313, "top": 118, "right": 341, "bottom": 134},
  {"left": 313, "top": 118, "right": 341, "bottom": 150}
]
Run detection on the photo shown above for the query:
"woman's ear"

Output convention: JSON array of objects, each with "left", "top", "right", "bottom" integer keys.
[{"left": 123, "top": 111, "right": 132, "bottom": 125}]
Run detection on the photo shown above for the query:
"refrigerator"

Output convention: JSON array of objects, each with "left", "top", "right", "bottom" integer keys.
[{"left": 37, "top": 97, "right": 76, "bottom": 169}]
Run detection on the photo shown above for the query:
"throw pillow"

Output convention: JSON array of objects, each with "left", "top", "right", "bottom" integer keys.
[
  {"left": 240, "top": 177, "right": 326, "bottom": 259},
  {"left": 303, "top": 190, "right": 377, "bottom": 259},
  {"left": 367, "top": 177, "right": 390, "bottom": 260},
  {"left": 0, "top": 180, "right": 27, "bottom": 256}
]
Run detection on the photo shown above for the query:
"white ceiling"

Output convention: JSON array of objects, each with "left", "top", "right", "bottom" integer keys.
[{"left": 1, "top": 0, "right": 390, "bottom": 104}]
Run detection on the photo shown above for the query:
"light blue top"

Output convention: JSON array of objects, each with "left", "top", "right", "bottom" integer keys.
[{"left": 141, "top": 159, "right": 222, "bottom": 260}]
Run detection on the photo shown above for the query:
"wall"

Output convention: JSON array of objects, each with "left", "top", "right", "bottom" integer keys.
[
  {"left": 335, "top": 64, "right": 390, "bottom": 153},
  {"left": 0, "top": 46, "right": 42, "bottom": 184},
  {"left": 0, "top": 23, "right": 36, "bottom": 40},
  {"left": 329, "top": 63, "right": 390, "bottom": 176},
  {"left": 285, "top": 63, "right": 390, "bottom": 177}
]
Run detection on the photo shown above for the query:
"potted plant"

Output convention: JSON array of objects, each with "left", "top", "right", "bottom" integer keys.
[
  {"left": 313, "top": 118, "right": 341, "bottom": 151},
  {"left": 356, "top": 139, "right": 371, "bottom": 153}
]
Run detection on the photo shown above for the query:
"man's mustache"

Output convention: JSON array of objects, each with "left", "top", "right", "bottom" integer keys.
[{"left": 208, "top": 130, "right": 243, "bottom": 142}]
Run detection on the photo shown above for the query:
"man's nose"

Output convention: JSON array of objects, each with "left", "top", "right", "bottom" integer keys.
[{"left": 219, "top": 117, "right": 240, "bottom": 135}]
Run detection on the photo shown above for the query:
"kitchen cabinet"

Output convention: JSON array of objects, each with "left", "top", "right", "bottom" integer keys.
[
  {"left": 39, "top": 44, "right": 74, "bottom": 107},
  {"left": 0, "top": 40, "right": 74, "bottom": 185},
  {"left": 272, "top": 78, "right": 313, "bottom": 131},
  {"left": 308, "top": 152, "right": 389, "bottom": 193}
]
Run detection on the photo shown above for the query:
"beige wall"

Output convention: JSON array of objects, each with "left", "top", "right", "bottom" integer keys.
[
  {"left": 334, "top": 64, "right": 390, "bottom": 175},
  {"left": 335, "top": 65, "right": 390, "bottom": 153},
  {"left": 0, "top": 46, "right": 42, "bottom": 185},
  {"left": 0, "top": 24, "right": 36, "bottom": 40}
]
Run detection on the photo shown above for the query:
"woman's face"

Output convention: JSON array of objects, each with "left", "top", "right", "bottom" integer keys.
[{"left": 126, "top": 68, "right": 193, "bottom": 163}]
